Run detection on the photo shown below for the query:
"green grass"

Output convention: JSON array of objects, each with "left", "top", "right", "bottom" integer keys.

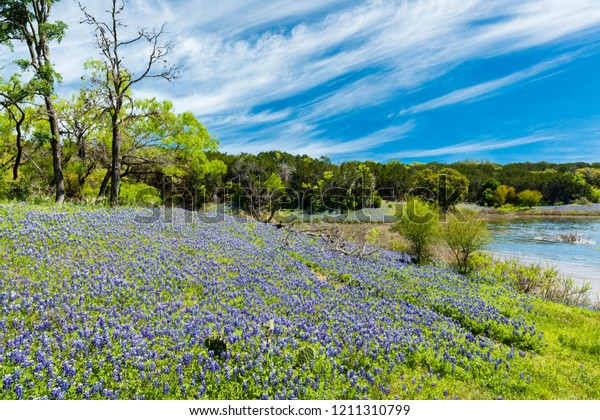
[{"left": 0, "top": 203, "right": 599, "bottom": 399}]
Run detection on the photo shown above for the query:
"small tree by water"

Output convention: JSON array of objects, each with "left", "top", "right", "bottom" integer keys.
[
  {"left": 442, "top": 209, "right": 490, "bottom": 274},
  {"left": 390, "top": 197, "right": 439, "bottom": 265}
]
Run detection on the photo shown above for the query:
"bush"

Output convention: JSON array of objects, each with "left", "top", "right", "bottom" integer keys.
[
  {"left": 494, "top": 185, "right": 516, "bottom": 207},
  {"left": 119, "top": 182, "right": 162, "bottom": 207},
  {"left": 590, "top": 187, "right": 600, "bottom": 204},
  {"left": 517, "top": 189, "right": 543, "bottom": 208},
  {"left": 390, "top": 197, "right": 438, "bottom": 265},
  {"left": 442, "top": 210, "right": 490, "bottom": 274},
  {"left": 477, "top": 258, "right": 591, "bottom": 307},
  {"left": 373, "top": 194, "right": 383, "bottom": 208},
  {"left": 0, "top": 175, "right": 39, "bottom": 201}
]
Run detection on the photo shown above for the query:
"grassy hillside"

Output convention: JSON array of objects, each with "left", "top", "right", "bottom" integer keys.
[{"left": 0, "top": 204, "right": 598, "bottom": 399}]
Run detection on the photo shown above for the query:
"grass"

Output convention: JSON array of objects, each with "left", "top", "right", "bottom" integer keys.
[{"left": 0, "top": 203, "right": 599, "bottom": 400}]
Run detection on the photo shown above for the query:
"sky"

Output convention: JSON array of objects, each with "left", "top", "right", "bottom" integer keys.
[{"left": 2, "top": 0, "right": 600, "bottom": 164}]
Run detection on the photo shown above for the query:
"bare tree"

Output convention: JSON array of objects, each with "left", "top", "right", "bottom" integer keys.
[
  {"left": 0, "top": 0, "right": 67, "bottom": 202},
  {"left": 79, "top": 0, "right": 179, "bottom": 206}
]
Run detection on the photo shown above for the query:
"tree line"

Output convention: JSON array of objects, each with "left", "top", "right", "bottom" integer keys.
[
  {"left": 199, "top": 152, "right": 600, "bottom": 218},
  {"left": 2, "top": 2, "right": 600, "bottom": 214}
]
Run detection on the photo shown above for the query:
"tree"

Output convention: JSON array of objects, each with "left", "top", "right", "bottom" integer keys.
[
  {"left": 412, "top": 168, "right": 469, "bottom": 211},
  {"left": 328, "top": 162, "right": 380, "bottom": 211},
  {"left": 120, "top": 98, "right": 221, "bottom": 206},
  {"left": 0, "top": 74, "right": 31, "bottom": 180},
  {"left": 577, "top": 167, "right": 600, "bottom": 188},
  {"left": 442, "top": 209, "right": 490, "bottom": 274},
  {"left": 80, "top": 0, "right": 179, "bottom": 206},
  {"left": 390, "top": 197, "right": 439, "bottom": 265},
  {"left": 56, "top": 88, "right": 107, "bottom": 197},
  {"left": 229, "top": 155, "right": 293, "bottom": 221},
  {"left": 517, "top": 189, "right": 543, "bottom": 209},
  {"left": 479, "top": 177, "right": 501, "bottom": 206},
  {"left": 494, "top": 184, "right": 516, "bottom": 207},
  {"left": 436, "top": 168, "right": 469, "bottom": 210},
  {"left": 0, "top": 0, "right": 67, "bottom": 202}
]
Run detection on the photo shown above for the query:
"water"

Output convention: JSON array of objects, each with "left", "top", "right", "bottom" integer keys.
[{"left": 485, "top": 218, "right": 600, "bottom": 298}]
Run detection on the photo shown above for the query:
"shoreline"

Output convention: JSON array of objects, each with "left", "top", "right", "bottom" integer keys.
[{"left": 486, "top": 250, "right": 600, "bottom": 299}]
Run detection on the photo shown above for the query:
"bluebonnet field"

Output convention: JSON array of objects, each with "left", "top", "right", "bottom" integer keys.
[{"left": 0, "top": 204, "right": 597, "bottom": 400}]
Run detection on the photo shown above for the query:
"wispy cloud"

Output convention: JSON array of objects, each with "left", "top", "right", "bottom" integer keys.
[
  {"left": 384, "top": 133, "right": 557, "bottom": 159},
  {"left": 2, "top": 0, "right": 600, "bottom": 162},
  {"left": 399, "top": 53, "right": 578, "bottom": 115},
  {"left": 221, "top": 121, "right": 416, "bottom": 158}
]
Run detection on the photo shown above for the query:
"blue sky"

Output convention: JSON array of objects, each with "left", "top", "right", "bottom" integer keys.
[{"left": 2, "top": 0, "right": 600, "bottom": 163}]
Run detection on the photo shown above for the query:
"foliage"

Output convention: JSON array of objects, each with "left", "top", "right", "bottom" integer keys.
[
  {"left": 479, "top": 178, "right": 501, "bottom": 207},
  {"left": 412, "top": 168, "right": 469, "bottom": 211},
  {"left": 79, "top": 0, "right": 179, "bottom": 206},
  {"left": 475, "top": 257, "right": 592, "bottom": 307},
  {"left": 442, "top": 210, "right": 490, "bottom": 274},
  {"left": 0, "top": 0, "right": 68, "bottom": 202},
  {"left": 591, "top": 187, "right": 600, "bottom": 204},
  {"left": 119, "top": 182, "right": 162, "bottom": 207},
  {"left": 390, "top": 197, "right": 439, "bottom": 264},
  {"left": 517, "top": 189, "right": 543, "bottom": 208},
  {"left": 494, "top": 185, "right": 517, "bottom": 207}
]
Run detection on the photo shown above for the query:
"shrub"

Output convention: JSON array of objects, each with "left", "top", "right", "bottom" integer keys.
[
  {"left": 477, "top": 258, "right": 591, "bottom": 307},
  {"left": 119, "top": 182, "right": 162, "bottom": 207},
  {"left": 390, "top": 197, "right": 439, "bottom": 265},
  {"left": 517, "top": 189, "right": 543, "bottom": 209},
  {"left": 204, "top": 336, "right": 227, "bottom": 358},
  {"left": 295, "top": 346, "right": 316, "bottom": 367},
  {"left": 590, "top": 187, "right": 600, "bottom": 203},
  {"left": 373, "top": 194, "right": 383, "bottom": 208},
  {"left": 0, "top": 174, "right": 34, "bottom": 201},
  {"left": 442, "top": 209, "right": 490, "bottom": 274},
  {"left": 494, "top": 185, "right": 516, "bottom": 207}
]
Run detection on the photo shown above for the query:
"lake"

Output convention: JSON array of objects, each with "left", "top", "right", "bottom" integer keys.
[{"left": 485, "top": 217, "right": 600, "bottom": 299}]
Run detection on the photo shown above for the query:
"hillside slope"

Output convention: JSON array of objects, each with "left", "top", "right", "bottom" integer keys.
[{"left": 0, "top": 205, "right": 598, "bottom": 399}]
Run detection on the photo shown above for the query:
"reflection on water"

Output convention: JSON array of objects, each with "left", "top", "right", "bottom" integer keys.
[{"left": 485, "top": 218, "right": 600, "bottom": 297}]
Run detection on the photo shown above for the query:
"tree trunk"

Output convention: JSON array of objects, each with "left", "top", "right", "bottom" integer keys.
[
  {"left": 44, "top": 95, "right": 65, "bottom": 203},
  {"left": 99, "top": 169, "right": 111, "bottom": 198},
  {"left": 12, "top": 122, "right": 23, "bottom": 180},
  {"left": 109, "top": 111, "right": 122, "bottom": 206},
  {"left": 11, "top": 109, "right": 25, "bottom": 180}
]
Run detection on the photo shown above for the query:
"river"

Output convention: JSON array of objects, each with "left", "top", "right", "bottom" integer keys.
[{"left": 485, "top": 217, "right": 600, "bottom": 299}]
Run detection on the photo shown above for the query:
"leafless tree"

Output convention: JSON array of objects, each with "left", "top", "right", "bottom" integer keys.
[{"left": 79, "top": 0, "right": 179, "bottom": 206}]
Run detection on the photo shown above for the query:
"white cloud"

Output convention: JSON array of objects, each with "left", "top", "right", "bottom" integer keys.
[
  {"left": 167, "top": 0, "right": 600, "bottom": 126},
  {"left": 220, "top": 121, "right": 416, "bottom": 157},
  {"left": 2, "top": 0, "right": 600, "bottom": 159},
  {"left": 384, "top": 133, "right": 557, "bottom": 159},
  {"left": 400, "top": 52, "right": 578, "bottom": 115}
]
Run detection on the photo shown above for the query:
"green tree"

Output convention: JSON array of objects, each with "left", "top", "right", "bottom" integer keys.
[
  {"left": 494, "top": 184, "right": 516, "bottom": 207},
  {"left": 442, "top": 210, "right": 490, "bottom": 274},
  {"left": 56, "top": 88, "right": 107, "bottom": 198},
  {"left": 577, "top": 167, "right": 600, "bottom": 188},
  {"left": 0, "top": 0, "right": 67, "bottom": 202},
  {"left": 113, "top": 98, "right": 221, "bottom": 206},
  {"left": 390, "top": 197, "right": 439, "bottom": 265},
  {"left": 436, "top": 168, "right": 469, "bottom": 210},
  {"left": 413, "top": 168, "right": 469, "bottom": 211},
  {"left": 0, "top": 74, "right": 32, "bottom": 180},
  {"left": 517, "top": 189, "right": 543, "bottom": 208}
]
